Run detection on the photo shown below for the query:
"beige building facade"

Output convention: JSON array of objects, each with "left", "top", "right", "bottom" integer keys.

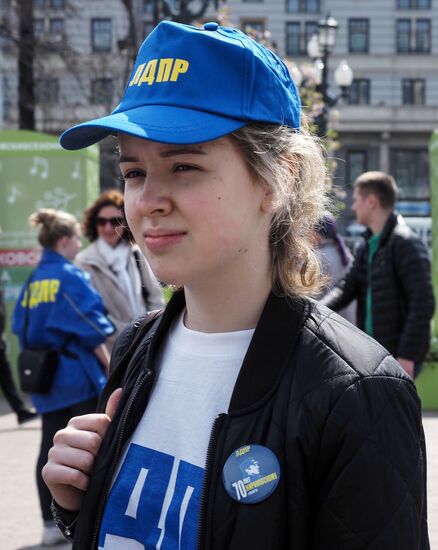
[{"left": 0, "top": 0, "right": 437, "bottom": 232}]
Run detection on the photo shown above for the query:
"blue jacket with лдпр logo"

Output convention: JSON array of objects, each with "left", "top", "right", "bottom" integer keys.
[{"left": 12, "top": 249, "right": 115, "bottom": 413}]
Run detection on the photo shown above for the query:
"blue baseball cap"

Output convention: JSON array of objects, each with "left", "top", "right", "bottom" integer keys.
[{"left": 60, "top": 21, "right": 301, "bottom": 150}]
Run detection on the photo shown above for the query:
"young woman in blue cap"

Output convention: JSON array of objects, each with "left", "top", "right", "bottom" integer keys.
[{"left": 43, "top": 21, "right": 429, "bottom": 549}]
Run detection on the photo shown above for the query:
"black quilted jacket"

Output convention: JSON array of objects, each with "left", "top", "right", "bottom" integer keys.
[
  {"left": 321, "top": 212, "right": 435, "bottom": 363},
  {"left": 58, "top": 291, "right": 429, "bottom": 549}
]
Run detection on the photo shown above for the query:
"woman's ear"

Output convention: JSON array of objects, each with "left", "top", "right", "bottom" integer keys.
[
  {"left": 260, "top": 184, "right": 275, "bottom": 214},
  {"left": 55, "top": 235, "right": 69, "bottom": 253}
]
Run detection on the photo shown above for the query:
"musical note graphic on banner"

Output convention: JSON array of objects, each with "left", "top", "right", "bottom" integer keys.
[
  {"left": 7, "top": 185, "right": 22, "bottom": 204},
  {"left": 30, "top": 156, "right": 49, "bottom": 179},
  {"left": 35, "top": 187, "right": 76, "bottom": 210}
]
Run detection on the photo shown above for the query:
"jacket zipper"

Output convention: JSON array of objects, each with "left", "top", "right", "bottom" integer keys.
[
  {"left": 197, "top": 413, "right": 226, "bottom": 550},
  {"left": 89, "top": 368, "right": 153, "bottom": 549}
]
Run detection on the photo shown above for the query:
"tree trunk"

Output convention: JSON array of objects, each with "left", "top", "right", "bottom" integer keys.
[{"left": 17, "top": 0, "right": 35, "bottom": 130}]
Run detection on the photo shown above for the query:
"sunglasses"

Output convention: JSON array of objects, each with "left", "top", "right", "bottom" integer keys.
[{"left": 96, "top": 216, "right": 123, "bottom": 228}]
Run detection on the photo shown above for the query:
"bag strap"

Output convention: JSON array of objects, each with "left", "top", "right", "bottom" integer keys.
[
  {"left": 97, "top": 309, "right": 163, "bottom": 412},
  {"left": 22, "top": 271, "right": 36, "bottom": 349},
  {"left": 123, "top": 309, "right": 163, "bottom": 361},
  {"left": 133, "top": 248, "right": 149, "bottom": 307}
]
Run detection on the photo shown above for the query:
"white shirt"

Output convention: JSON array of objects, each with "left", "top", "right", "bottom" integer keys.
[{"left": 98, "top": 312, "right": 254, "bottom": 550}]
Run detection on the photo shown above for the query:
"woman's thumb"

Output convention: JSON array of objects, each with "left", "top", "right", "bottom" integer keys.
[{"left": 105, "top": 387, "right": 123, "bottom": 419}]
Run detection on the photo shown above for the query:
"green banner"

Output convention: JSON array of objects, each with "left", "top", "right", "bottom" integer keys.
[{"left": 0, "top": 130, "right": 100, "bottom": 383}]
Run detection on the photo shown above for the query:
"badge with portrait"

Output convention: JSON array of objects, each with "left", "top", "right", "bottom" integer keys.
[{"left": 222, "top": 444, "right": 281, "bottom": 504}]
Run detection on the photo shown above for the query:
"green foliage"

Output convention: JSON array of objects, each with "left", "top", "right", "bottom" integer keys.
[
  {"left": 162, "top": 285, "right": 174, "bottom": 304},
  {"left": 426, "top": 336, "right": 438, "bottom": 363}
]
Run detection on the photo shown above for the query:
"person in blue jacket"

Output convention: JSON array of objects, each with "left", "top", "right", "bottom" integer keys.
[{"left": 12, "top": 207, "right": 115, "bottom": 547}]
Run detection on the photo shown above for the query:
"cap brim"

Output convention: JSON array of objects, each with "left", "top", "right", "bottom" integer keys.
[{"left": 60, "top": 105, "right": 247, "bottom": 150}]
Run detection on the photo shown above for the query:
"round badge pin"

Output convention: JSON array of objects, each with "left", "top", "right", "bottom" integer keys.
[{"left": 222, "top": 444, "right": 280, "bottom": 504}]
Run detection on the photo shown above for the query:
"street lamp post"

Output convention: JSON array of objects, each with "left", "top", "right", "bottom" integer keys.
[{"left": 307, "top": 15, "right": 354, "bottom": 137}]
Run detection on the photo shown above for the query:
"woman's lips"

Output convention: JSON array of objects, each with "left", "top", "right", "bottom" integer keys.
[{"left": 144, "top": 231, "right": 186, "bottom": 252}]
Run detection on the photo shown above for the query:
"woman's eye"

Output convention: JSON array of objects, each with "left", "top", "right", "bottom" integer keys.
[
  {"left": 174, "top": 164, "right": 196, "bottom": 173},
  {"left": 120, "top": 169, "right": 144, "bottom": 180}
]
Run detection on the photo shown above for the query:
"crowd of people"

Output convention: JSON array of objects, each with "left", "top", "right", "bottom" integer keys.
[{"left": 0, "top": 19, "right": 435, "bottom": 550}]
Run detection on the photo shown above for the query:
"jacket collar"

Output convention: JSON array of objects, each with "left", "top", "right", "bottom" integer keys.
[
  {"left": 40, "top": 248, "right": 69, "bottom": 264},
  {"left": 363, "top": 210, "right": 398, "bottom": 247},
  {"left": 76, "top": 241, "right": 110, "bottom": 268},
  {"left": 146, "top": 289, "right": 308, "bottom": 414},
  {"left": 76, "top": 242, "right": 129, "bottom": 286}
]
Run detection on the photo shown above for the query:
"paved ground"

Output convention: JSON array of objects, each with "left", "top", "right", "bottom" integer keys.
[{"left": 0, "top": 398, "right": 437, "bottom": 549}]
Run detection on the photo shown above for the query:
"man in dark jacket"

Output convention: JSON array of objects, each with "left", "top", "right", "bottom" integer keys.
[{"left": 321, "top": 171, "right": 435, "bottom": 378}]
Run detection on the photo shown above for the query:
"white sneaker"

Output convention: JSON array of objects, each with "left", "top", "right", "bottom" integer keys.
[{"left": 42, "top": 523, "right": 66, "bottom": 546}]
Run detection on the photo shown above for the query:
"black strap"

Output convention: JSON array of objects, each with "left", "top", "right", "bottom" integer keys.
[
  {"left": 97, "top": 309, "right": 163, "bottom": 412},
  {"left": 22, "top": 271, "right": 35, "bottom": 349},
  {"left": 133, "top": 248, "right": 149, "bottom": 307}
]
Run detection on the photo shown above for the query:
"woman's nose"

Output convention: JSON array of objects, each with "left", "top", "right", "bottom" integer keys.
[{"left": 137, "top": 175, "right": 172, "bottom": 217}]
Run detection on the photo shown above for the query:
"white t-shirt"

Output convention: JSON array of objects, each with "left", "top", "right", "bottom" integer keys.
[{"left": 98, "top": 312, "right": 254, "bottom": 550}]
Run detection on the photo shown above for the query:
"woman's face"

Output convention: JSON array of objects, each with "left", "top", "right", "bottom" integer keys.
[
  {"left": 120, "top": 134, "right": 273, "bottom": 290},
  {"left": 96, "top": 205, "right": 124, "bottom": 247}
]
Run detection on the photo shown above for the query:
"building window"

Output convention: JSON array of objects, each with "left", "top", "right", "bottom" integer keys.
[
  {"left": 286, "top": 22, "right": 300, "bottom": 56},
  {"left": 397, "top": 18, "right": 431, "bottom": 52},
  {"left": 305, "top": 21, "right": 318, "bottom": 49},
  {"left": 286, "top": 0, "right": 319, "bottom": 13},
  {"left": 91, "top": 18, "right": 112, "bottom": 53},
  {"left": 402, "top": 78, "right": 425, "bottom": 104},
  {"left": 91, "top": 78, "right": 114, "bottom": 105},
  {"left": 35, "top": 78, "right": 59, "bottom": 104},
  {"left": 50, "top": 0, "right": 65, "bottom": 7},
  {"left": 348, "top": 79, "right": 371, "bottom": 105},
  {"left": 348, "top": 19, "right": 369, "bottom": 53},
  {"left": 397, "top": 19, "right": 411, "bottom": 51},
  {"left": 285, "top": 21, "right": 317, "bottom": 55},
  {"left": 416, "top": 19, "right": 431, "bottom": 51},
  {"left": 397, "top": 0, "right": 430, "bottom": 8},
  {"left": 33, "top": 0, "right": 45, "bottom": 7},
  {"left": 392, "top": 149, "right": 429, "bottom": 199},
  {"left": 34, "top": 18, "right": 45, "bottom": 39},
  {"left": 49, "top": 18, "right": 65, "bottom": 35},
  {"left": 347, "top": 150, "right": 367, "bottom": 184}
]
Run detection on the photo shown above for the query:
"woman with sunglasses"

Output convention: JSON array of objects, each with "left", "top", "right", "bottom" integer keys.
[{"left": 76, "top": 190, "right": 164, "bottom": 351}]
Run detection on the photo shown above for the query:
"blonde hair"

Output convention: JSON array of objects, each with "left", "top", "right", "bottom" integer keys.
[
  {"left": 231, "top": 119, "right": 329, "bottom": 297},
  {"left": 29, "top": 208, "right": 79, "bottom": 249}
]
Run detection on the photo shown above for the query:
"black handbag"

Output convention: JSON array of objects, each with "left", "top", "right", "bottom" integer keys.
[
  {"left": 17, "top": 272, "right": 72, "bottom": 394},
  {"left": 18, "top": 347, "right": 59, "bottom": 394}
]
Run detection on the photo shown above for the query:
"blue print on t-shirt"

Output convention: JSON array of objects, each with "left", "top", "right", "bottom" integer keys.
[{"left": 98, "top": 444, "right": 204, "bottom": 550}]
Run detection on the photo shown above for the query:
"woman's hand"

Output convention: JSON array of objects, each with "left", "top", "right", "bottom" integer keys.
[
  {"left": 397, "top": 357, "right": 415, "bottom": 379},
  {"left": 42, "top": 388, "right": 122, "bottom": 512}
]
